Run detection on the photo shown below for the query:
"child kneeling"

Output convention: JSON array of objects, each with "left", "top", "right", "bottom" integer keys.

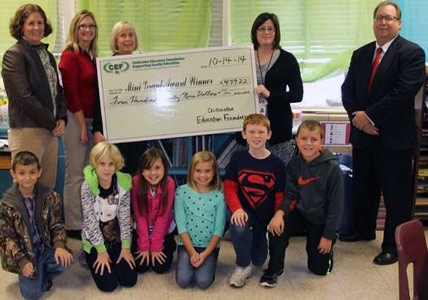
[
  {"left": 0, "top": 151, "right": 73, "bottom": 299},
  {"left": 268, "top": 120, "right": 343, "bottom": 285},
  {"left": 174, "top": 151, "right": 226, "bottom": 289},
  {"left": 81, "top": 142, "right": 137, "bottom": 292}
]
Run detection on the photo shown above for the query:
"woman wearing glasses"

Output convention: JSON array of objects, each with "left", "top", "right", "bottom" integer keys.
[
  {"left": 59, "top": 10, "right": 99, "bottom": 238},
  {"left": 92, "top": 21, "right": 148, "bottom": 176},
  {"left": 2, "top": 4, "right": 67, "bottom": 189},
  {"left": 251, "top": 12, "right": 303, "bottom": 167}
]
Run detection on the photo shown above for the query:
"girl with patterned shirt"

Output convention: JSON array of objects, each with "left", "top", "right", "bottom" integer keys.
[
  {"left": 81, "top": 142, "right": 137, "bottom": 292},
  {"left": 174, "top": 151, "right": 226, "bottom": 289}
]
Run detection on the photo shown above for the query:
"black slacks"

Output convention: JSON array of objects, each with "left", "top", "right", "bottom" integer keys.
[
  {"left": 269, "top": 209, "right": 335, "bottom": 276},
  {"left": 86, "top": 243, "right": 138, "bottom": 292},
  {"left": 352, "top": 143, "right": 413, "bottom": 253}
]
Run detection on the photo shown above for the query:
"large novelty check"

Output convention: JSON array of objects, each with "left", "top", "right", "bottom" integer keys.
[{"left": 96, "top": 45, "right": 258, "bottom": 143}]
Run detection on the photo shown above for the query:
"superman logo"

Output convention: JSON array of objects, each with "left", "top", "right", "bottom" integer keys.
[{"left": 237, "top": 170, "right": 276, "bottom": 208}]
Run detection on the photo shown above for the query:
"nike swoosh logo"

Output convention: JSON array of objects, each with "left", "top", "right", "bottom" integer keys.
[{"left": 297, "top": 176, "right": 319, "bottom": 185}]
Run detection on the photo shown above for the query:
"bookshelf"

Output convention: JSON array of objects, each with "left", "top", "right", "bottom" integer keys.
[{"left": 413, "top": 66, "right": 428, "bottom": 219}]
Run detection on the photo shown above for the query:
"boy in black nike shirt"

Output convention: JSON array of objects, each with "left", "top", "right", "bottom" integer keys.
[
  {"left": 224, "top": 114, "right": 285, "bottom": 288},
  {"left": 267, "top": 120, "right": 343, "bottom": 285}
]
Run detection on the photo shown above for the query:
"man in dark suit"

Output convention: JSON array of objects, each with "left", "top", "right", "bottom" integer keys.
[{"left": 341, "top": 1, "right": 425, "bottom": 265}]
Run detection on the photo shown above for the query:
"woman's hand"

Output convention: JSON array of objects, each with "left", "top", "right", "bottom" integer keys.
[
  {"left": 231, "top": 209, "right": 248, "bottom": 227},
  {"left": 79, "top": 126, "right": 89, "bottom": 144},
  {"left": 151, "top": 251, "right": 167, "bottom": 266},
  {"left": 116, "top": 248, "right": 136, "bottom": 270},
  {"left": 93, "top": 251, "right": 112, "bottom": 275},
  {"left": 52, "top": 119, "right": 66, "bottom": 137},
  {"left": 256, "top": 84, "right": 270, "bottom": 99},
  {"left": 93, "top": 131, "right": 106, "bottom": 144},
  {"left": 134, "top": 250, "right": 150, "bottom": 266}
]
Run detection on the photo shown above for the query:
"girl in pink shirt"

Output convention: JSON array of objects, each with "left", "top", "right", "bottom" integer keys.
[{"left": 131, "top": 148, "right": 176, "bottom": 273}]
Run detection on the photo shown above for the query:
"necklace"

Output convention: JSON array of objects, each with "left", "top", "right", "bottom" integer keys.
[{"left": 257, "top": 49, "right": 274, "bottom": 85}]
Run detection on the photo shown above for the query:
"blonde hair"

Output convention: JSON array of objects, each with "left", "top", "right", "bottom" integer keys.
[
  {"left": 110, "top": 21, "right": 139, "bottom": 54},
  {"left": 243, "top": 113, "right": 271, "bottom": 132},
  {"left": 187, "top": 151, "right": 221, "bottom": 191},
  {"left": 89, "top": 141, "right": 124, "bottom": 171},
  {"left": 64, "top": 9, "right": 98, "bottom": 56}
]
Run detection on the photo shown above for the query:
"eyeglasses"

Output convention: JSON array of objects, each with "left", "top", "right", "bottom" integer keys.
[
  {"left": 257, "top": 26, "right": 275, "bottom": 33},
  {"left": 78, "top": 24, "right": 97, "bottom": 31},
  {"left": 374, "top": 15, "right": 399, "bottom": 22}
]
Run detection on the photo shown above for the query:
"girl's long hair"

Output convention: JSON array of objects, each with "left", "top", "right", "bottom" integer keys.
[{"left": 137, "top": 148, "right": 169, "bottom": 217}]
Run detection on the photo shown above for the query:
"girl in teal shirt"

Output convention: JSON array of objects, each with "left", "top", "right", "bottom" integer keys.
[{"left": 174, "top": 151, "right": 226, "bottom": 289}]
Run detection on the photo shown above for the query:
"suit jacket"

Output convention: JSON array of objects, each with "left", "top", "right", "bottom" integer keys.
[
  {"left": 2, "top": 39, "right": 67, "bottom": 131},
  {"left": 342, "top": 36, "right": 425, "bottom": 151}
]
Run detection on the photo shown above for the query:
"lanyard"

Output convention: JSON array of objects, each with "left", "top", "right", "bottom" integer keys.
[{"left": 257, "top": 49, "right": 274, "bottom": 85}]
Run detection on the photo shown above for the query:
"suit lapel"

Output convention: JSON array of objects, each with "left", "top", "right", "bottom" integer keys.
[
  {"left": 360, "top": 42, "right": 376, "bottom": 101},
  {"left": 369, "top": 36, "right": 401, "bottom": 93}
]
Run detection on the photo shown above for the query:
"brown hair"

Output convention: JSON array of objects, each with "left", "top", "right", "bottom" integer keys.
[
  {"left": 373, "top": 1, "right": 401, "bottom": 20},
  {"left": 296, "top": 120, "right": 324, "bottom": 139},
  {"left": 187, "top": 151, "right": 221, "bottom": 191},
  {"left": 251, "top": 12, "right": 281, "bottom": 50},
  {"left": 12, "top": 151, "right": 41, "bottom": 171},
  {"left": 64, "top": 9, "right": 98, "bottom": 56},
  {"left": 243, "top": 113, "right": 271, "bottom": 132},
  {"left": 9, "top": 4, "right": 53, "bottom": 40},
  {"left": 136, "top": 148, "right": 169, "bottom": 217}
]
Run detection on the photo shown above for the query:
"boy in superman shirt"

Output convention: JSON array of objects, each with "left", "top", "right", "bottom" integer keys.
[
  {"left": 267, "top": 120, "right": 343, "bottom": 286},
  {"left": 224, "top": 114, "right": 285, "bottom": 288}
]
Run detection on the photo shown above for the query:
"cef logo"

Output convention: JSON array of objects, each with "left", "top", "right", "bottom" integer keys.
[{"left": 103, "top": 61, "right": 129, "bottom": 74}]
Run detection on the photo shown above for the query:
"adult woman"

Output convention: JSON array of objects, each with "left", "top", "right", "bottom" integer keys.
[
  {"left": 2, "top": 4, "right": 67, "bottom": 188},
  {"left": 59, "top": 10, "right": 98, "bottom": 235},
  {"left": 93, "top": 21, "right": 148, "bottom": 176},
  {"left": 252, "top": 12, "right": 303, "bottom": 166}
]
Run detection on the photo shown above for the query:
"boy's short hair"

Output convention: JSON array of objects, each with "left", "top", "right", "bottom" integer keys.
[
  {"left": 296, "top": 120, "right": 324, "bottom": 139},
  {"left": 12, "top": 151, "right": 41, "bottom": 171},
  {"left": 243, "top": 113, "right": 271, "bottom": 132},
  {"left": 89, "top": 141, "right": 124, "bottom": 171}
]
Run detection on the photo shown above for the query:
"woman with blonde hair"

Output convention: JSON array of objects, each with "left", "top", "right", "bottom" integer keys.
[
  {"left": 93, "top": 21, "right": 148, "bottom": 176},
  {"left": 59, "top": 9, "right": 99, "bottom": 238}
]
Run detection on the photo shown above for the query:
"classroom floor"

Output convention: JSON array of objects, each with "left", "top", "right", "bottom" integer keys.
[{"left": 0, "top": 231, "right": 412, "bottom": 300}]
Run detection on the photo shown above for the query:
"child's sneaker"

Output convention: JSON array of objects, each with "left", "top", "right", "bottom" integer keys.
[
  {"left": 259, "top": 269, "right": 284, "bottom": 288},
  {"left": 229, "top": 265, "right": 253, "bottom": 287}
]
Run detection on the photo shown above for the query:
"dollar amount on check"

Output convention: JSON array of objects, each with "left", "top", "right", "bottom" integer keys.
[{"left": 97, "top": 45, "right": 258, "bottom": 143}]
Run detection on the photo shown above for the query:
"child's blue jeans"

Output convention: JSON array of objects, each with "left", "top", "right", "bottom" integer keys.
[
  {"left": 175, "top": 246, "right": 219, "bottom": 289},
  {"left": 229, "top": 211, "right": 268, "bottom": 268},
  {"left": 19, "top": 247, "right": 66, "bottom": 300}
]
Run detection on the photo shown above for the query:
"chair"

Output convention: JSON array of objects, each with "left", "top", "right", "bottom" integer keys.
[{"left": 396, "top": 219, "right": 428, "bottom": 300}]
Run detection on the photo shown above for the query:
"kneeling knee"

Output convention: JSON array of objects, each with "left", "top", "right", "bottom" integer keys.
[
  {"left": 121, "top": 277, "right": 137, "bottom": 288},
  {"left": 308, "top": 263, "right": 331, "bottom": 276},
  {"left": 97, "top": 282, "right": 118, "bottom": 292},
  {"left": 176, "top": 276, "right": 191, "bottom": 289},
  {"left": 196, "top": 277, "right": 214, "bottom": 290}
]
